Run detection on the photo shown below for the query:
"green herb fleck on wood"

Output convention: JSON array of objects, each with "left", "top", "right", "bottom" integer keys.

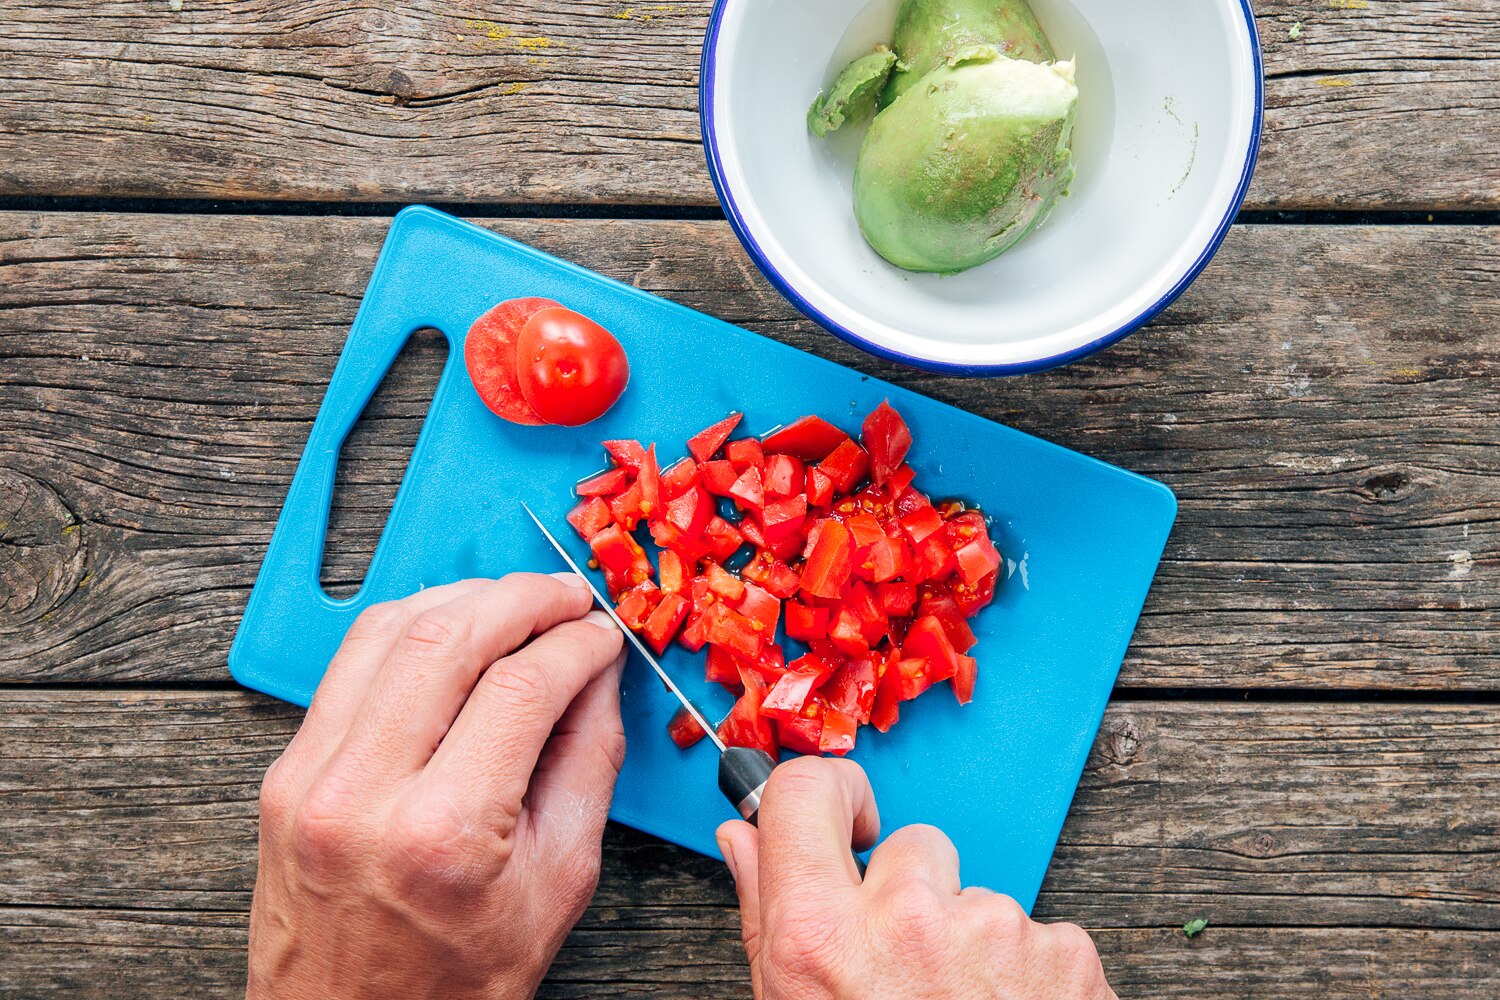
[{"left": 1182, "top": 918, "right": 1209, "bottom": 938}]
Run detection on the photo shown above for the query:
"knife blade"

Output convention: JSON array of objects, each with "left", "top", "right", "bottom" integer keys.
[{"left": 521, "top": 502, "right": 726, "bottom": 752}]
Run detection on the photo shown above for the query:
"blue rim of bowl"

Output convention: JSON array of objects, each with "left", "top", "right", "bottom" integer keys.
[{"left": 699, "top": 0, "right": 1265, "bottom": 377}]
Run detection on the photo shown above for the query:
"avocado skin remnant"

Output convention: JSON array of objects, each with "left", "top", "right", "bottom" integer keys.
[
  {"left": 882, "top": 0, "right": 1056, "bottom": 107},
  {"left": 853, "top": 48, "right": 1077, "bottom": 274},
  {"left": 808, "top": 47, "right": 900, "bottom": 138}
]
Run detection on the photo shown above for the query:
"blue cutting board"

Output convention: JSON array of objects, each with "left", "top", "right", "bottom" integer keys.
[{"left": 230, "top": 206, "right": 1176, "bottom": 911}]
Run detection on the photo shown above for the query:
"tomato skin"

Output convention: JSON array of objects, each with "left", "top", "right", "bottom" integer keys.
[
  {"left": 688, "top": 412, "right": 743, "bottom": 463},
  {"left": 762, "top": 416, "right": 849, "bottom": 462},
  {"left": 861, "top": 401, "right": 913, "bottom": 486},
  {"left": 516, "top": 307, "right": 630, "bottom": 426},
  {"left": 464, "top": 297, "right": 559, "bottom": 425}
]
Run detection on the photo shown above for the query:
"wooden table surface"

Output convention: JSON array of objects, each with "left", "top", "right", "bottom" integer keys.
[{"left": 1, "top": 1, "right": 1496, "bottom": 996}]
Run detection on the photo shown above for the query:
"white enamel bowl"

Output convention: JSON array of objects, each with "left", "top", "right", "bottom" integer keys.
[{"left": 701, "top": 0, "right": 1262, "bottom": 375}]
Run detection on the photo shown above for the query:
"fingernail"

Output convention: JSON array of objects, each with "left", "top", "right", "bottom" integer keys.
[
  {"left": 552, "top": 571, "right": 588, "bottom": 589},
  {"left": 583, "top": 609, "right": 620, "bottom": 632},
  {"left": 717, "top": 835, "right": 739, "bottom": 882}
]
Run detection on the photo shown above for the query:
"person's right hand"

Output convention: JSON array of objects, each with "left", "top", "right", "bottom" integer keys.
[{"left": 715, "top": 757, "right": 1117, "bottom": 1000}]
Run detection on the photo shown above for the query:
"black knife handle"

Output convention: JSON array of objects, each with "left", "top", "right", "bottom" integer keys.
[{"left": 717, "top": 746, "right": 867, "bottom": 879}]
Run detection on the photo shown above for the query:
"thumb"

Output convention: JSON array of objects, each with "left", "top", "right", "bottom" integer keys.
[{"left": 716, "top": 819, "right": 763, "bottom": 975}]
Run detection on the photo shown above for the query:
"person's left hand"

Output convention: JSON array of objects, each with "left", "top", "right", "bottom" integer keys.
[{"left": 247, "top": 572, "right": 626, "bottom": 1000}]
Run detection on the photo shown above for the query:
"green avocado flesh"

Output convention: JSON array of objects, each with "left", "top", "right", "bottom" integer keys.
[
  {"left": 853, "top": 49, "right": 1077, "bottom": 274},
  {"left": 807, "top": 48, "right": 899, "bottom": 137},
  {"left": 881, "top": 0, "right": 1056, "bottom": 108}
]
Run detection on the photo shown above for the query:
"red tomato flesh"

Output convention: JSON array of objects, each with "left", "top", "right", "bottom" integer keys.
[{"left": 464, "top": 297, "right": 558, "bottom": 425}]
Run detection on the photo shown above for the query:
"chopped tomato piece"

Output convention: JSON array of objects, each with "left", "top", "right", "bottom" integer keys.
[
  {"left": 704, "top": 561, "right": 746, "bottom": 601},
  {"left": 659, "top": 458, "right": 700, "bottom": 501},
  {"left": 643, "top": 593, "right": 689, "bottom": 654},
  {"left": 703, "top": 515, "right": 745, "bottom": 563},
  {"left": 762, "top": 416, "right": 849, "bottom": 461},
  {"left": 954, "top": 571, "right": 998, "bottom": 617},
  {"left": 608, "top": 479, "right": 648, "bottom": 531},
  {"left": 862, "top": 401, "right": 913, "bottom": 486},
  {"left": 823, "top": 656, "right": 878, "bottom": 725},
  {"left": 952, "top": 654, "right": 977, "bottom": 706},
  {"left": 819, "top": 708, "right": 858, "bottom": 755},
  {"left": 887, "top": 463, "right": 916, "bottom": 497},
  {"left": 893, "top": 655, "right": 935, "bottom": 701},
  {"left": 875, "top": 580, "right": 918, "bottom": 617},
  {"left": 725, "top": 437, "right": 764, "bottom": 470},
  {"left": 743, "top": 552, "right": 801, "bottom": 599},
  {"left": 904, "top": 615, "right": 960, "bottom": 683},
  {"left": 762, "top": 670, "right": 820, "bottom": 722},
  {"left": 717, "top": 669, "right": 777, "bottom": 757},
  {"left": 688, "top": 412, "right": 743, "bottom": 463},
  {"left": 615, "top": 580, "right": 661, "bottom": 631},
  {"left": 778, "top": 703, "right": 825, "bottom": 755},
  {"left": 577, "top": 468, "right": 628, "bottom": 497},
  {"left": 649, "top": 520, "right": 709, "bottom": 563},
  {"left": 638, "top": 445, "right": 661, "bottom": 519},
  {"left": 700, "top": 459, "right": 740, "bottom": 496},
  {"left": 805, "top": 466, "right": 835, "bottom": 507},
  {"left": 602, "top": 438, "right": 647, "bottom": 473},
  {"left": 741, "top": 642, "right": 787, "bottom": 683},
  {"left": 765, "top": 527, "right": 809, "bottom": 564},
  {"left": 730, "top": 466, "right": 765, "bottom": 510},
  {"left": 667, "top": 705, "right": 708, "bottom": 749},
  {"left": 912, "top": 533, "right": 958, "bottom": 581},
  {"left": 703, "top": 602, "right": 765, "bottom": 660},
  {"left": 705, "top": 644, "right": 742, "bottom": 686},
  {"left": 816, "top": 439, "right": 869, "bottom": 493},
  {"left": 732, "top": 580, "right": 781, "bottom": 636},
  {"left": 760, "top": 495, "right": 807, "bottom": 544},
  {"left": 591, "top": 523, "right": 642, "bottom": 577},
  {"left": 829, "top": 609, "right": 868, "bottom": 656},
  {"left": 678, "top": 612, "right": 709, "bottom": 652},
  {"left": 870, "top": 653, "right": 903, "bottom": 732},
  {"left": 739, "top": 517, "right": 767, "bottom": 549},
  {"left": 955, "top": 535, "right": 1003, "bottom": 587},
  {"left": 762, "top": 454, "right": 805, "bottom": 499},
  {"left": 785, "top": 600, "right": 830, "bottom": 641},
  {"left": 665, "top": 485, "right": 713, "bottom": 538},
  {"left": 800, "top": 520, "right": 854, "bottom": 599},
  {"left": 899, "top": 504, "right": 945, "bottom": 545},
  {"left": 567, "top": 497, "right": 613, "bottom": 540},
  {"left": 658, "top": 549, "right": 687, "bottom": 595},
  {"left": 843, "top": 582, "right": 888, "bottom": 645}
]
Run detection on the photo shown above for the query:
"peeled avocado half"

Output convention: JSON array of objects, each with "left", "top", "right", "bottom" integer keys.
[
  {"left": 855, "top": 48, "right": 1077, "bottom": 274},
  {"left": 882, "top": 0, "right": 1055, "bottom": 107}
]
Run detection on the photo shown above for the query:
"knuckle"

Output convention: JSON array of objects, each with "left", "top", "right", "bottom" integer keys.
[
  {"left": 400, "top": 607, "right": 472, "bottom": 660},
  {"left": 981, "top": 894, "right": 1031, "bottom": 942},
  {"left": 880, "top": 879, "right": 949, "bottom": 953},
  {"left": 764, "top": 755, "right": 832, "bottom": 805},
  {"left": 345, "top": 601, "right": 408, "bottom": 646},
  {"left": 291, "top": 779, "right": 361, "bottom": 871},
  {"left": 1047, "top": 921, "right": 1102, "bottom": 967},
  {"left": 555, "top": 850, "right": 604, "bottom": 912},
  {"left": 256, "top": 757, "right": 298, "bottom": 829},
  {"left": 384, "top": 800, "right": 495, "bottom": 891},
  {"left": 482, "top": 656, "right": 558, "bottom": 719}
]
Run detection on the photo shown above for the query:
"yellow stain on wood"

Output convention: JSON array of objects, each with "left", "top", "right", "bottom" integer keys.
[
  {"left": 1317, "top": 77, "right": 1353, "bottom": 87},
  {"left": 1327, "top": 0, "right": 1368, "bottom": 8},
  {"left": 500, "top": 82, "right": 530, "bottom": 96},
  {"left": 1392, "top": 367, "right": 1423, "bottom": 378},
  {"left": 459, "top": 19, "right": 565, "bottom": 52},
  {"left": 61, "top": 523, "right": 78, "bottom": 536},
  {"left": 614, "top": 5, "right": 689, "bottom": 20},
  {"left": 142, "top": 114, "right": 156, "bottom": 126}
]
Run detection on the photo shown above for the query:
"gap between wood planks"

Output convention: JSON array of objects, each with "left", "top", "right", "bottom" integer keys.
[
  {"left": 1, "top": 681, "right": 1498, "bottom": 705},
  {"left": 0, "top": 194, "right": 1498, "bottom": 227}
]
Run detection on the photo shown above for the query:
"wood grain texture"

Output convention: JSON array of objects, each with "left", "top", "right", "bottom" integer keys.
[
  {"left": 0, "top": 691, "right": 1496, "bottom": 996},
  {"left": 3, "top": 911, "right": 1498, "bottom": 1000},
  {"left": 0, "top": 1, "right": 1495, "bottom": 209},
  {"left": 1, "top": 212, "right": 1495, "bottom": 689}
]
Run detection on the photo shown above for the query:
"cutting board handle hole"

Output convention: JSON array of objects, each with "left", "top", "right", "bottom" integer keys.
[{"left": 320, "top": 327, "right": 449, "bottom": 599}]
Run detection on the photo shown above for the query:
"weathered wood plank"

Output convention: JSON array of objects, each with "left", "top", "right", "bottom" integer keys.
[
  {"left": 2, "top": 691, "right": 1496, "bottom": 933},
  {"left": 0, "top": 1, "right": 1495, "bottom": 209},
  {"left": 2, "top": 908, "right": 1497, "bottom": 999},
  {"left": 1, "top": 692, "right": 1496, "bottom": 995},
  {"left": 1, "top": 213, "right": 1495, "bottom": 688}
]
